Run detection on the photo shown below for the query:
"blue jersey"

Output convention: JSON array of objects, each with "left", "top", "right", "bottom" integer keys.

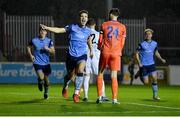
[
  {"left": 29, "top": 36, "right": 54, "bottom": 65},
  {"left": 65, "top": 24, "right": 92, "bottom": 57},
  {"left": 137, "top": 40, "right": 157, "bottom": 66}
]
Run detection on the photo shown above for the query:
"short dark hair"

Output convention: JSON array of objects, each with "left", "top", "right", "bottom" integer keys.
[
  {"left": 79, "top": 10, "right": 88, "bottom": 16},
  {"left": 109, "top": 8, "right": 120, "bottom": 16},
  {"left": 86, "top": 18, "right": 96, "bottom": 26}
]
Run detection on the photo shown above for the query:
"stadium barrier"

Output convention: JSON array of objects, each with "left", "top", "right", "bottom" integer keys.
[
  {"left": 0, "top": 62, "right": 66, "bottom": 83},
  {"left": 168, "top": 65, "right": 180, "bottom": 85},
  {"left": 1, "top": 63, "right": 179, "bottom": 86},
  {"left": 0, "top": 12, "right": 55, "bottom": 62},
  {"left": 122, "top": 65, "right": 169, "bottom": 85}
]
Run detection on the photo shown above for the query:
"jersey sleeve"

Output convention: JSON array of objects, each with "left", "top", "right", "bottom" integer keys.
[
  {"left": 154, "top": 42, "right": 158, "bottom": 51},
  {"left": 28, "top": 39, "right": 33, "bottom": 46},
  {"left": 136, "top": 43, "right": 142, "bottom": 51},
  {"left": 120, "top": 25, "right": 126, "bottom": 49},
  {"left": 48, "top": 40, "right": 54, "bottom": 48},
  {"left": 64, "top": 24, "right": 72, "bottom": 32},
  {"left": 98, "top": 25, "right": 104, "bottom": 49},
  {"left": 122, "top": 25, "right": 126, "bottom": 38}
]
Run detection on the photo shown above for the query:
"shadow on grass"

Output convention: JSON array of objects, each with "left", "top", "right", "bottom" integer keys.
[{"left": 11, "top": 98, "right": 45, "bottom": 104}]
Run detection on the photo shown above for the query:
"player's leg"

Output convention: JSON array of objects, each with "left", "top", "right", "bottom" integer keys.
[
  {"left": 43, "top": 64, "right": 52, "bottom": 99},
  {"left": 111, "top": 71, "right": 119, "bottom": 104},
  {"left": 135, "top": 68, "right": 144, "bottom": 84},
  {"left": 73, "top": 55, "right": 87, "bottom": 103},
  {"left": 149, "top": 65, "right": 160, "bottom": 100},
  {"left": 96, "top": 53, "right": 108, "bottom": 103},
  {"left": 83, "top": 58, "right": 91, "bottom": 101},
  {"left": 44, "top": 75, "right": 49, "bottom": 99},
  {"left": 33, "top": 64, "right": 44, "bottom": 91},
  {"left": 62, "top": 69, "right": 75, "bottom": 98},
  {"left": 96, "top": 67, "right": 105, "bottom": 103},
  {"left": 130, "top": 72, "right": 134, "bottom": 85},
  {"left": 109, "top": 55, "right": 120, "bottom": 104},
  {"left": 143, "top": 75, "right": 149, "bottom": 84},
  {"left": 37, "top": 71, "right": 44, "bottom": 91},
  {"left": 92, "top": 56, "right": 109, "bottom": 101},
  {"left": 151, "top": 72, "right": 160, "bottom": 100},
  {"left": 62, "top": 54, "right": 76, "bottom": 98},
  {"left": 83, "top": 73, "right": 90, "bottom": 102},
  {"left": 101, "top": 79, "right": 110, "bottom": 101}
]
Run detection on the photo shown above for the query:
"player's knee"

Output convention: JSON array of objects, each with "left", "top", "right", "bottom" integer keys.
[
  {"left": 144, "top": 79, "right": 149, "bottom": 85},
  {"left": 38, "top": 76, "right": 44, "bottom": 80}
]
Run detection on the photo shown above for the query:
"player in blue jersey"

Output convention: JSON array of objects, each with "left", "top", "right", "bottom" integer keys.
[
  {"left": 82, "top": 18, "right": 109, "bottom": 102},
  {"left": 27, "top": 27, "right": 55, "bottom": 99},
  {"left": 136, "top": 28, "right": 166, "bottom": 100},
  {"left": 40, "top": 10, "right": 93, "bottom": 103}
]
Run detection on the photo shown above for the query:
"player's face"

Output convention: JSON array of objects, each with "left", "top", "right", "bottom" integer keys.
[
  {"left": 79, "top": 13, "right": 88, "bottom": 26},
  {"left": 39, "top": 29, "right": 47, "bottom": 38},
  {"left": 145, "top": 31, "right": 152, "bottom": 39}
]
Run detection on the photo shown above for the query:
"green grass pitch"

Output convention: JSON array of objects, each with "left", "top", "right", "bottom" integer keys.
[{"left": 0, "top": 84, "right": 180, "bottom": 116}]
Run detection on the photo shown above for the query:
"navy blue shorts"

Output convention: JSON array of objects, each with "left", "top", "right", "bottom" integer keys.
[
  {"left": 33, "top": 64, "right": 52, "bottom": 76},
  {"left": 140, "top": 64, "right": 156, "bottom": 77},
  {"left": 66, "top": 54, "right": 87, "bottom": 73}
]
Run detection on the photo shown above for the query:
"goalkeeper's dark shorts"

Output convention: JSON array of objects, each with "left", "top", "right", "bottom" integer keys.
[{"left": 140, "top": 64, "right": 156, "bottom": 77}]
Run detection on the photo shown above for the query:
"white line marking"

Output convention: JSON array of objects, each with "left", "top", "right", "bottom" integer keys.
[
  {"left": 124, "top": 102, "right": 180, "bottom": 110},
  {"left": 2, "top": 92, "right": 180, "bottom": 110}
]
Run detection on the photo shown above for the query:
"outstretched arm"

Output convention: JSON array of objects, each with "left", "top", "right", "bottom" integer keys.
[{"left": 40, "top": 24, "right": 66, "bottom": 33}]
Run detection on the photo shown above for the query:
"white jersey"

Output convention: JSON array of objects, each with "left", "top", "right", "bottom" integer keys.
[{"left": 86, "top": 29, "right": 100, "bottom": 75}]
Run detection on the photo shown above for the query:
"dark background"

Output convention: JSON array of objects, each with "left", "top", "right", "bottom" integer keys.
[{"left": 0, "top": 0, "right": 180, "bottom": 64}]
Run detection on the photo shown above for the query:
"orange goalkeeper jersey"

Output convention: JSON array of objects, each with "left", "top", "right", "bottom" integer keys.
[{"left": 98, "top": 20, "right": 126, "bottom": 56}]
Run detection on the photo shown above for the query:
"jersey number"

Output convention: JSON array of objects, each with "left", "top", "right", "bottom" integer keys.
[
  {"left": 91, "top": 34, "right": 96, "bottom": 44},
  {"left": 107, "top": 26, "right": 119, "bottom": 39}
]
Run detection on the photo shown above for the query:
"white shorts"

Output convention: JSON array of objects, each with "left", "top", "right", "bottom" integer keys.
[{"left": 86, "top": 50, "right": 100, "bottom": 75}]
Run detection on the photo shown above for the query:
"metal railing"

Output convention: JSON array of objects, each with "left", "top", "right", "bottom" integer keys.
[{"left": 0, "top": 12, "right": 54, "bottom": 61}]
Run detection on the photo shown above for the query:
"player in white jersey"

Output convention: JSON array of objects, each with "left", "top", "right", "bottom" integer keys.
[{"left": 83, "top": 18, "right": 109, "bottom": 102}]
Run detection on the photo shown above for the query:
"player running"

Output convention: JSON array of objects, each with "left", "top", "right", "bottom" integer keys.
[
  {"left": 27, "top": 27, "right": 55, "bottom": 99},
  {"left": 40, "top": 10, "right": 93, "bottom": 103},
  {"left": 136, "top": 28, "right": 166, "bottom": 100},
  {"left": 83, "top": 18, "right": 109, "bottom": 102},
  {"left": 96, "top": 8, "right": 126, "bottom": 104}
]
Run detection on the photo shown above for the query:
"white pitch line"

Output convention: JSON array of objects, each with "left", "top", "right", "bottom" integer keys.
[
  {"left": 2, "top": 93, "right": 180, "bottom": 110},
  {"left": 124, "top": 102, "right": 180, "bottom": 110}
]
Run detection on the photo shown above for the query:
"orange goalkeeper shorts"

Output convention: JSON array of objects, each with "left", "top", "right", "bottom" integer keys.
[{"left": 99, "top": 53, "right": 121, "bottom": 71}]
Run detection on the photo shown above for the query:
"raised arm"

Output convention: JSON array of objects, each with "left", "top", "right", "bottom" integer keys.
[{"left": 40, "top": 24, "right": 66, "bottom": 33}]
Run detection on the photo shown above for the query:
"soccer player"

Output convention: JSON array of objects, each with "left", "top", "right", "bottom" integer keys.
[
  {"left": 27, "top": 27, "right": 55, "bottom": 99},
  {"left": 136, "top": 28, "right": 166, "bottom": 100},
  {"left": 40, "top": 10, "right": 93, "bottom": 103},
  {"left": 96, "top": 8, "right": 126, "bottom": 104},
  {"left": 83, "top": 18, "right": 109, "bottom": 102}
]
